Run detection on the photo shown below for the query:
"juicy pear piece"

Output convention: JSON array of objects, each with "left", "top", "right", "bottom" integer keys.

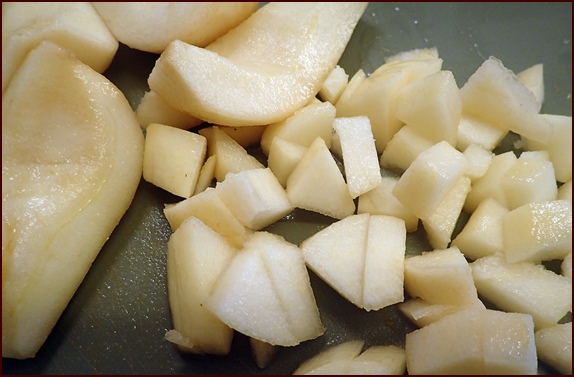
[
  {"left": 199, "top": 126, "right": 264, "bottom": 182},
  {"left": 260, "top": 100, "right": 336, "bottom": 155},
  {"left": 522, "top": 114, "right": 572, "bottom": 183},
  {"left": 460, "top": 56, "right": 552, "bottom": 143},
  {"left": 92, "top": 2, "right": 258, "bottom": 53},
  {"left": 455, "top": 112, "right": 508, "bottom": 151},
  {"left": 385, "top": 47, "right": 440, "bottom": 63},
  {"left": 516, "top": 63, "right": 544, "bottom": 106},
  {"left": 502, "top": 200, "right": 572, "bottom": 263},
  {"left": 471, "top": 254, "right": 572, "bottom": 329},
  {"left": 406, "top": 308, "right": 537, "bottom": 375},
  {"left": 464, "top": 151, "right": 517, "bottom": 212},
  {"left": 396, "top": 70, "right": 461, "bottom": 146},
  {"left": 379, "top": 125, "right": 434, "bottom": 173},
  {"left": 535, "top": 322, "right": 572, "bottom": 375},
  {"left": 319, "top": 65, "right": 349, "bottom": 104},
  {"left": 422, "top": 176, "right": 471, "bottom": 250},
  {"left": 293, "top": 340, "right": 365, "bottom": 375},
  {"left": 267, "top": 138, "right": 308, "bottom": 187},
  {"left": 451, "top": 198, "right": 508, "bottom": 260},
  {"left": 336, "top": 57, "right": 443, "bottom": 152},
  {"left": 286, "top": 137, "right": 355, "bottom": 220},
  {"left": 392, "top": 140, "right": 467, "bottom": 220},
  {"left": 136, "top": 90, "right": 203, "bottom": 130},
  {"left": 166, "top": 217, "right": 237, "bottom": 355},
  {"left": 501, "top": 151, "right": 557, "bottom": 210},
  {"left": 2, "top": 2, "right": 118, "bottom": 92},
  {"left": 143, "top": 123, "right": 207, "bottom": 198},
  {"left": 2, "top": 40, "right": 143, "bottom": 359},
  {"left": 163, "top": 187, "right": 251, "bottom": 248},
  {"left": 215, "top": 168, "right": 294, "bottom": 230},
  {"left": 333, "top": 116, "right": 382, "bottom": 198},
  {"left": 404, "top": 246, "right": 483, "bottom": 307},
  {"left": 206, "top": 232, "right": 324, "bottom": 346},
  {"left": 148, "top": 2, "right": 368, "bottom": 126},
  {"left": 301, "top": 214, "right": 406, "bottom": 311},
  {"left": 357, "top": 176, "right": 419, "bottom": 233}
]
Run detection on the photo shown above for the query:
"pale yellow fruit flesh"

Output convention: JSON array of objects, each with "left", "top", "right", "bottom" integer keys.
[{"left": 2, "top": 40, "right": 144, "bottom": 359}]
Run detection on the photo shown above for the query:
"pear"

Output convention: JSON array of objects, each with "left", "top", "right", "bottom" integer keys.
[
  {"left": 2, "top": 40, "right": 143, "bottom": 359},
  {"left": 148, "top": 2, "right": 368, "bottom": 127}
]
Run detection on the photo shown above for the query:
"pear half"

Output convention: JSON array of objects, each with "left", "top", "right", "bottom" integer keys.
[
  {"left": 2, "top": 40, "right": 144, "bottom": 359},
  {"left": 148, "top": 2, "right": 368, "bottom": 127}
]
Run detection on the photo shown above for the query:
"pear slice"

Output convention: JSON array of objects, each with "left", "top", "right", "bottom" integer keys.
[
  {"left": 148, "top": 2, "right": 368, "bottom": 127},
  {"left": 2, "top": 40, "right": 144, "bottom": 359}
]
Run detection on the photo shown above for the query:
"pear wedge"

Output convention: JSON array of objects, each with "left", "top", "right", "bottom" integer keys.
[
  {"left": 148, "top": 2, "right": 367, "bottom": 127},
  {"left": 2, "top": 40, "right": 144, "bottom": 359}
]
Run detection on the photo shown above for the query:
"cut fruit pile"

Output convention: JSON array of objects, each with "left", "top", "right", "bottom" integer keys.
[
  {"left": 2, "top": 2, "right": 571, "bottom": 375},
  {"left": 138, "top": 5, "right": 571, "bottom": 375}
]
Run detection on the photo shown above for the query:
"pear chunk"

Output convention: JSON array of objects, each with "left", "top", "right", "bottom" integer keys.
[
  {"left": 2, "top": 40, "right": 143, "bottom": 359},
  {"left": 148, "top": 2, "right": 368, "bottom": 126},
  {"left": 206, "top": 232, "right": 324, "bottom": 346}
]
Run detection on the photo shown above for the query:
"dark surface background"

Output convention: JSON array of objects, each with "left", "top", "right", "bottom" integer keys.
[{"left": 3, "top": 2, "right": 571, "bottom": 374}]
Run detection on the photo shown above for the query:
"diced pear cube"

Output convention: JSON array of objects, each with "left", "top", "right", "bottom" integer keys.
[
  {"left": 404, "top": 246, "right": 482, "bottom": 307},
  {"left": 352, "top": 345, "right": 406, "bottom": 375},
  {"left": 405, "top": 308, "right": 537, "bottom": 375},
  {"left": 379, "top": 125, "right": 434, "bottom": 173},
  {"left": 451, "top": 197, "right": 508, "bottom": 260},
  {"left": 336, "top": 58, "right": 442, "bottom": 152},
  {"left": 215, "top": 168, "right": 294, "bottom": 230},
  {"left": 166, "top": 216, "right": 237, "bottom": 355},
  {"left": 333, "top": 116, "right": 382, "bottom": 198},
  {"left": 392, "top": 140, "right": 467, "bottom": 220},
  {"left": 218, "top": 125, "right": 267, "bottom": 149},
  {"left": 260, "top": 100, "right": 336, "bottom": 155},
  {"left": 143, "top": 123, "right": 206, "bottom": 198},
  {"left": 301, "top": 214, "right": 406, "bottom": 311},
  {"left": 501, "top": 151, "right": 557, "bottom": 210},
  {"left": 460, "top": 56, "right": 551, "bottom": 144},
  {"left": 334, "top": 69, "right": 367, "bottom": 110},
  {"left": 267, "top": 138, "right": 307, "bottom": 187},
  {"left": 396, "top": 70, "right": 461, "bottom": 146},
  {"left": 535, "top": 322, "right": 572, "bottom": 375},
  {"left": 318, "top": 65, "right": 348, "bottom": 104},
  {"left": 471, "top": 254, "right": 572, "bottom": 329},
  {"left": 464, "top": 151, "right": 517, "bottom": 213},
  {"left": 422, "top": 176, "right": 471, "bottom": 250},
  {"left": 502, "top": 200, "right": 572, "bottom": 263},
  {"left": 163, "top": 187, "right": 251, "bottom": 248},
  {"left": 206, "top": 232, "right": 324, "bottom": 347},
  {"left": 199, "top": 126, "right": 264, "bottom": 182},
  {"left": 357, "top": 176, "right": 419, "bottom": 232},
  {"left": 558, "top": 180, "right": 572, "bottom": 201},
  {"left": 522, "top": 114, "right": 572, "bottom": 183},
  {"left": 456, "top": 112, "right": 508, "bottom": 152},
  {"left": 286, "top": 137, "right": 355, "bottom": 220},
  {"left": 516, "top": 63, "right": 544, "bottom": 106},
  {"left": 136, "top": 90, "right": 202, "bottom": 130},
  {"left": 462, "top": 143, "right": 493, "bottom": 182}
]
